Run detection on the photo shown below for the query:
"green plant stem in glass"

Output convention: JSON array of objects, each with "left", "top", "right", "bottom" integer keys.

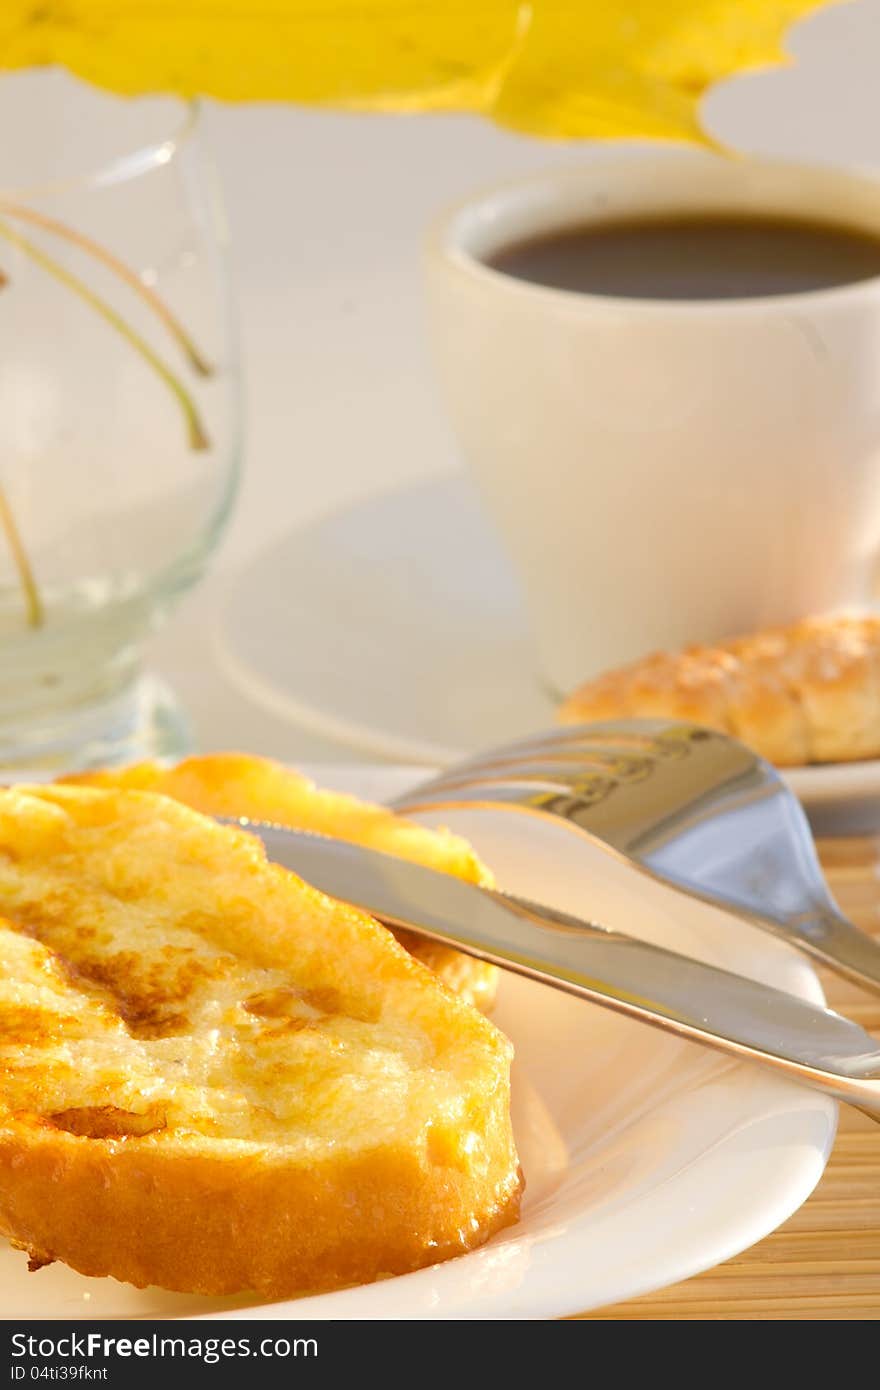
[{"left": 0, "top": 205, "right": 212, "bottom": 629}]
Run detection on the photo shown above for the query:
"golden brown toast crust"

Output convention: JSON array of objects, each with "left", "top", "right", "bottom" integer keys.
[
  {"left": 62, "top": 754, "right": 499, "bottom": 1010},
  {"left": 559, "top": 613, "right": 880, "bottom": 766},
  {"left": 0, "top": 1123, "right": 520, "bottom": 1296},
  {"left": 0, "top": 786, "right": 521, "bottom": 1297}
]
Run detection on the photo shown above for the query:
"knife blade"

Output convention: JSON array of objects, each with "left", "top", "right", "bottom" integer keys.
[{"left": 228, "top": 818, "right": 880, "bottom": 1117}]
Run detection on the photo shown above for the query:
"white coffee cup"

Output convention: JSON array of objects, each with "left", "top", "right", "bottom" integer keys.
[{"left": 425, "top": 152, "right": 880, "bottom": 695}]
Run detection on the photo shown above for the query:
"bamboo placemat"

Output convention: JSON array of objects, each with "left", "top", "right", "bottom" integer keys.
[{"left": 575, "top": 835, "right": 880, "bottom": 1321}]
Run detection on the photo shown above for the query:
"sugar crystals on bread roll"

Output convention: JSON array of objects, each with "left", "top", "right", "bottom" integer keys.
[{"left": 559, "top": 613, "right": 880, "bottom": 766}]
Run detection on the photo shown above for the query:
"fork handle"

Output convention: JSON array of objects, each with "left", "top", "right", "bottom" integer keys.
[
  {"left": 392, "top": 786, "right": 880, "bottom": 998},
  {"left": 769, "top": 904, "right": 880, "bottom": 996}
]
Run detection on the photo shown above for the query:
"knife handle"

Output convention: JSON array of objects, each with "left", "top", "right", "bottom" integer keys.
[{"left": 383, "top": 885, "right": 880, "bottom": 1121}]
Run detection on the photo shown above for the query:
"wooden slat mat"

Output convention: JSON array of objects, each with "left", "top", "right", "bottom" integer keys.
[{"left": 575, "top": 836, "right": 880, "bottom": 1321}]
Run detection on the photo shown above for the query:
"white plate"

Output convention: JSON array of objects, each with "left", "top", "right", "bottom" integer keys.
[
  {"left": 217, "top": 475, "right": 880, "bottom": 825},
  {"left": 1, "top": 765, "right": 836, "bottom": 1321}
]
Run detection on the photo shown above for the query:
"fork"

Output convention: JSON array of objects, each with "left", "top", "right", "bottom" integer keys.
[{"left": 388, "top": 719, "right": 880, "bottom": 994}]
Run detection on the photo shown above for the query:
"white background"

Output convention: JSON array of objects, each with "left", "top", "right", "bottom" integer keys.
[{"left": 19, "top": 1, "right": 880, "bottom": 760}]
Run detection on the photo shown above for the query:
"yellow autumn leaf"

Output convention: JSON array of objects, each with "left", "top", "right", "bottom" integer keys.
[{"left": 1, "top": 1, "right": 836, "bottom": 143}]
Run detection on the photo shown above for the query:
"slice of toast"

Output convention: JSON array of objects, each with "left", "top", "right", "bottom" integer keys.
[
  {"left": 61, "top": 754, "right": 499, "bottom": 1011},
  {"left": 0, "top": 785, "right": 521, "bottom": 1297}
]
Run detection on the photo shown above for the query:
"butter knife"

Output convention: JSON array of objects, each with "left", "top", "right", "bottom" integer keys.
[{"left": 230, "top": 819, "right": 880, "bottom": 1119}]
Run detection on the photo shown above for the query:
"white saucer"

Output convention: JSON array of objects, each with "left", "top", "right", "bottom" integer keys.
[
  {"left": 217, "top": 475, "right": 880, "bottom": 825},
  {"left": 218, "top": 473, "right": 555, "bottom": 763},
  {"left": 785, "top": 759, "right": 880, "bottom": 803}
]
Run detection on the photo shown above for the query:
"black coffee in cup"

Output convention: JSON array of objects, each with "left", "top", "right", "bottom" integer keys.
[{"left": 488, "top": 215, "right": 880, "bottom": 300}]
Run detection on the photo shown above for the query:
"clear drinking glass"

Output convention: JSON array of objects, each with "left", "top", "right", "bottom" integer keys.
[{"left": 0, "top": 75, "right": 239, "bottom": 771}]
